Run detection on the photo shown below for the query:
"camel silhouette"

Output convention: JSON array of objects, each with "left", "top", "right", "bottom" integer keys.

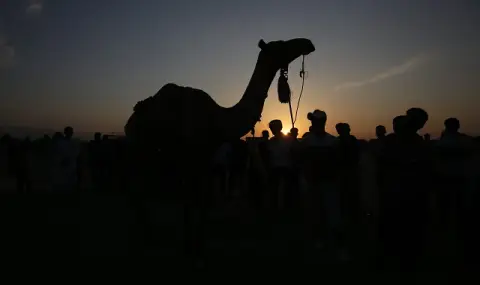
[{"left": 124, "top": 38, "right": 315, "bottom": 150}]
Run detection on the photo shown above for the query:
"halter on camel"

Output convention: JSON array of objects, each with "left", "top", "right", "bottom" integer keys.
[{"left": 277, "top": 55, "right": 308, "bottom": 129}]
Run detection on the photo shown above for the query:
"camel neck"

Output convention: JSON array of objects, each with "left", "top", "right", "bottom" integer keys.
[
  {"left": 241, "top": 56, "right": 278, "bottom": 102},
  {"left": 222, "top": 55, "right": 279, "bottom": 138}
]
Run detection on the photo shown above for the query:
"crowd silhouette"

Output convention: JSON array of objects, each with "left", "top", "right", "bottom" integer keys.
[{"left": 1, "top": 107, "right": 479, "bottom": 270}]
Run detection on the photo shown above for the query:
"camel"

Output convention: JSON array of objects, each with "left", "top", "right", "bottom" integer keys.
[
  {"left": 124, "top": 38, "right": 315, "bottom": 151},
  {"left": 123, "top": 39, "right": 314, "bottom": 259}
]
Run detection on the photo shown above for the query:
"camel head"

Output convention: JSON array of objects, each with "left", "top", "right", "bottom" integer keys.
[{"left": 258, "top": 38, "right": 315, "bottom": 70}]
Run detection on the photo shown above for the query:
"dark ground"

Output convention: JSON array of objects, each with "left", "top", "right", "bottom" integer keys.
[
  {"left": 0, "top": 192, "right": 372, "bottom": 262},
  {"left": 0, "top": 191, "right": 476, "bottom": 277}
]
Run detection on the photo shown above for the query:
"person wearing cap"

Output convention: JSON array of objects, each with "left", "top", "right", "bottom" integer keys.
[
  {"left": 302, "top": 110, "right": 329, "bottom": 140},
  {"left": 300, "top": 109, "right": 346, "bottom": 258}
]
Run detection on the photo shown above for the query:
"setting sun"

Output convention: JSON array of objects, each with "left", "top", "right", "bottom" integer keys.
[{"left": 281, "top": 129, "right": 289, "bottom": 135}]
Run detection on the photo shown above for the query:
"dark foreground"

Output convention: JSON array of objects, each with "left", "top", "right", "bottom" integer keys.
[{"left": 0, "top": 192, "right": 475, "bottom": 276}]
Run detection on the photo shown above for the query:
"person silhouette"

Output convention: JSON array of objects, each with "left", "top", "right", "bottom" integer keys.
[
  {"left": 53, "top": 132, "right": 63, "bottom": 141},
  {"left": 89, "top": 132, "right": 105, "bottom": 191},
  {"left": 335, "top": 123, "right": 359, "bottom": 167},
  {"left": 287, "top": 127, "right": 301, "bottom": 210},
  {"left": 269, "top": 120, "right": 284, "bottom": 139},
  {"left": 289, "top": 128, "right": 299, "bottom": 140},
  {"left": 443, "top": 118, "right": 464, "bottom": 138},
  {"left": 64, "top": 126, "right": 73, "bottom": 140},
  {"left": 261, "top": 130, "right": 270, "bottom": 141},
  {"left": 406, "top": 107, "right": 429, "bottom": 136},
  {"left": 302, "top": 110, "right": 334, "bottom": 141},
  {"left": 392, "top": 115, "right": 408, "bottom": 136},
  {"left": 434, "top": 117, "right": 474, "bottom": 250},
  {"left": 300, "top": 110, "right": 343, "bottom": 257},
  {"left": 376, "top": 125, "right": 387, "bottom": 139},
  {"left": 335, "top": 123, "right": 346, "bottom": 137},
  {"left": 379, "top": 109, "right": 431, "bottom": 270},
  {"left": 257, "top": 129, "right": 270, "bottom": 166},
  {"left": 335, "top": 123, "right": 360, "bottom": 253},
  {"left": 266, "top": 119, "right": 292, "bottom": 211},
  {"left": 258, "top": 130, "right": 270, "bottom": 157},
  {"left": 370, "top": 125, "right": 387, "bottom": 158},
  {"left": 52, "top": 126, "right": 80, "bottom": 192},
  {"left": 251, "top": 130, "right": 270, "bottom": 210}
]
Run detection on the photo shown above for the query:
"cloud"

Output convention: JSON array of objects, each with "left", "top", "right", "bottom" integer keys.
[
  {"left": 334, "top": 54, "right": 430, "bottom": 92},
  {"left": 26, "top": 0, "right": 43, "bottom": 16},
  {"left": 0, "top": 0, "right": 46, "bottom": 68}
]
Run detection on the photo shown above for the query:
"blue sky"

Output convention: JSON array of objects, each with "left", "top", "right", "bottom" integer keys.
[{"left": 1, "top": 0, "right": 479, "bottom": 138}]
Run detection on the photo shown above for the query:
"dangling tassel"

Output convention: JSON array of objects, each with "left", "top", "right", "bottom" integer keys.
[{"left": 277, "top": 67, "right": 291, "bottom": 104}]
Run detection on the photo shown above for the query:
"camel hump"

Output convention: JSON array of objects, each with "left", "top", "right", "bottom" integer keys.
[
  {"left": 133, "top": 83, "right": 179, "bottom": 112},
  {"left": 159, "top": 83, "right": 181, "bottom": 92},
  {"left": 134, "top": 83, "right": 211, "bottom": 112},
  {"left": 158, "top": 83, "right": 210, "bottom": 99},
  {"left": 133, "top": 97, "right": 153, "bottom": 112}
]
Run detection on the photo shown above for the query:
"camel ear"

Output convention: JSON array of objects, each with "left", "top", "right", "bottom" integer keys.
[{"left": 258, "top": 39, "right": 267, "bottom": 50}]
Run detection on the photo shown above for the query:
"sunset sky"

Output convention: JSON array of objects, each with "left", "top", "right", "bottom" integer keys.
[{"left": 1, "top": 0, "right": 479, "bottom": 138}]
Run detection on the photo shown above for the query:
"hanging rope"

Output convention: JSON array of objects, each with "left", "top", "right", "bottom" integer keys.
[
  {"left": 293, "top": 55, "right": 306, "bottom": 126},
  {"left": 277, "top": 55, "right": 307, "bottom": 129}
]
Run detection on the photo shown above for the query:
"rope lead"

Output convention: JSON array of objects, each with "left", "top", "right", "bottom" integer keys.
[{"left": 277, "top": 55, "right": 307, "bottom": 129}]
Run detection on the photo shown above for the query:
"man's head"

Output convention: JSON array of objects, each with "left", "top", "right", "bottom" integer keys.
[
  {"left": 53, "top": 132, "right": 63, "bottom": 141},
  {"left": 335, "top": 123, "right": 351, "bottom": 137},
  {"left": 94, "top": 132, "right": 102, "bottom": 142},
  {"left": 262, "top": 130, "right": 270, "bottom": 140},
  {"left": 393, "top": 115, "right": 408, "bottom": 135},
  {"left": 444, "top": 117, "right": 460, "bottom": 133},
  {"left": 307, "top": 109, "right": 327, "bottom": 129},
  {"left": 268, "top": 120, "right": 283, "bottom": 136},
  {"left": 406, "top": 107, "right": 429, "bottom": 133},
  {"left": 376, "top": 125, "right": 387, "bottom": 139},
  {"left": 290, "top": 127, "right": 299, "bottom": 139},
  {"left": 64, "top": 126, "right": 74, "bottom": 139}
]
